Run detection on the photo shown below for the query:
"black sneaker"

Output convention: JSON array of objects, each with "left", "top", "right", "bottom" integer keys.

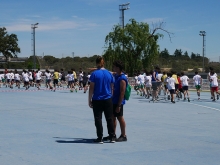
[
  {"left": 212, "top": 99, "right": 216, "bottom": 102},
  {"left": 93, "top": 138, "right": 103, "bottom": 144},
  {"left": 103, "top": 135, "right": 116, "bottom": 142},
  {"left": 188, "top": 98, "right": 190, "bottom": 102},
  {"left": 116, "top": 135, "right": 127, "bottom": 142},
  {"left": 171, "top": 101, "right": 175, "bottom": 104},
  {"left": 217, "top": 95, "right": 219, "bottom": 100},
  {"left": 109, "top": 136, "right": 116, "bottom": 143}
]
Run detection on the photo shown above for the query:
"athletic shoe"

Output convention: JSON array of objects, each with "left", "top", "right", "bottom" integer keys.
[
  {"left": 211, "top": 97, "right": 213, "bottom": 99},
  {"left": 188, "top": 98, "right": 190, "bottom": 102},
  {"left": 116, "top": 135, "right": 127, "bottom": 142},
  {"left": 184, "top": 98, "right": 186, "bottom": 101},
  {"left": 171, "top": 100, "right": 175, "bottom": 104},
  {"left": 217, "top": 95, "right": 219, "bottom": 100},
  {"left": 109, "top": 136, "right": 116, "bottom": 143},
  {"left": 93, "top": 138, "right": 103, "bottom": 144},
  {"left": 103, "top": 135, "right": 117, "bottom": 141},
  {"left": 167, "top": 95, "right": 170, "bottom": 100},
  {"left": 212, "top": 99, "right": 216, "bottom": 102}
]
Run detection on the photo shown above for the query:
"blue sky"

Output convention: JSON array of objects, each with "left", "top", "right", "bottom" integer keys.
[{"left": 1, "top": 0, "right": 220, "bottom": 61}]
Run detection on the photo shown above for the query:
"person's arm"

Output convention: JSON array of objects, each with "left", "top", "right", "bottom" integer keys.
[
  {"left": 115, "top": 80, "right": 126, "bottom": 113},
  {"left": 88, "top": 82, "right": 94, "bottom": 108},
  {"left": 153, "top": 72, "right": 157, "bottom": 81}
]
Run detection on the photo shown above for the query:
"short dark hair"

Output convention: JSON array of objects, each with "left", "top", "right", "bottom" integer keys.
[
  {"left": 195, "top": 71, "right": 198, "bottom": 74},
  {"left": 113, "top": 60, "right": 124, "bottom": 71}
]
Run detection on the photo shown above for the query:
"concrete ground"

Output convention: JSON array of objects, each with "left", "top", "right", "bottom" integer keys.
[{"left": 0, "top": 86, "right": 220, "bottom": 165}]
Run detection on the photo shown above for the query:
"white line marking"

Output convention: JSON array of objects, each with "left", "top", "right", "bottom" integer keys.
[{"left": 184, "top": 102, "right": 220, "bottom": 112}]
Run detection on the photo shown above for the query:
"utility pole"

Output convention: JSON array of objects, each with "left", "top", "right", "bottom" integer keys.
[
  {"left": 31, "top": 23, "right": 39, "bottom": 69},
  {"left": 199, "top": 31, "right": 206, "bottom": 72}
]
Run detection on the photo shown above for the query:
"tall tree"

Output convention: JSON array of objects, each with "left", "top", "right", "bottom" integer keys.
[
  {"left": 160, "top": 48, "right": 170, "bottom": 58},
  {"left": 174, "top": 49, "right": 183, "bottom": 57},
  {"left": 103, "top": 19, "right": 172, "bottom": 75},
  {"left": 0, "top": 27, "right": 20, "bottom": 63}
]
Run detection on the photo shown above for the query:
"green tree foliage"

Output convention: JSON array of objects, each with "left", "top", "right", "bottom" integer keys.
[
  {"left": 103, "top": 19, "right": 169, "bottom": 75},
  {"left": 0, "top": 27, "right": 20, "bottom": 62}
]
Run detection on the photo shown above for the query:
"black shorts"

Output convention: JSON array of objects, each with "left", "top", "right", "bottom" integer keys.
[
  {"left": 75, "top": 79, "right": 78, "bottom": 82},
  {"left": 113, "top": 104, "right": 124, "bottom": 117},
  {"left": 16, "top": 80, "right": 20, "bottom": 83},
  {"left": 169, "top": 89, "right": 175, "bottom": 94},
  {"left": 182, "top": 86, "right": 188, "bottom": 91},
  {"left": 88, "top": 82, "right": 90, "bottom": 85},
  {"left": 36, "top": 80, "right": 41, "bottom": 83},
  {"left": 61, "top": 77, "right": 65, "bottom": 81},
  {"left": 53, "top": 79, "right": 58, "bottom": 85},
  {"left": 164, "top": 85, "right": 168, "bottom": 90},
  {"left": 46, "top": 79, "right": 51, "bottom": 83},
  {"left": 83, "top": 83, "right": 87, "bottom": 87},
  {"left": 179, "top": 88, "right": 184, "bottom": 93},
  {"left": 175, "top": 84, "right": 179, "bottom": 91},
  {"left": 7, "top": 79, "right": 10, "bottom": 83}
]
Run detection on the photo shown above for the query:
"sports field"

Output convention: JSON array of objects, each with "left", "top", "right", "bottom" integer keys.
[{"left": 0, "top": 87, "right": 220, "bottom": 165}]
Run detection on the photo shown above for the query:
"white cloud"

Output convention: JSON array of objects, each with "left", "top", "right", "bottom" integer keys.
[{"left": 5, "top": 19, "right": 99, "bottom": 32}]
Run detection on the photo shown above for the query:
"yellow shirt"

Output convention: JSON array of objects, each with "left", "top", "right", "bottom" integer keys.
[
  {"left": 73, "top": 71, "right": 77, "bottom": 79},
  {"left": 172, "top": 74, "right": 179, "bottom": 84},
  {"left": 161, "top": 74, "right": 167, "bottom": 84},
  {"left": 54, "top": 72, "right": 59, "bottom": 79}
]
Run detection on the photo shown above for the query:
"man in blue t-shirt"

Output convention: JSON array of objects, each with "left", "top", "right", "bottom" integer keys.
[
  {"left": 88, "top": 56, "right": 115, "bottom": 144},
  {"left": 103, "top": 60, "right": 128, "bottom": 142}
]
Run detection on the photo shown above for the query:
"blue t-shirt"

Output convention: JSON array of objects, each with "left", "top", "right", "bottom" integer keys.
[
  {"left": 89, "top": 69, "right": 114, "bottom": 100},
  {"left": 112, "top": 73, "right": 128, "bottom": 105},
  {"left": 152, "top": 71, "right": 158, "bottom": 82}
]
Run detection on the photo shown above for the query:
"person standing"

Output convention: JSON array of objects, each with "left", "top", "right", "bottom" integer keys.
[
  {"left": 180, "top": 72, "right": 190, "bottom": 102},
  {"left": 88, "top": 56, "right": 115, "bottom": 144},
  {"left": 111, "top": 60, "right": 128, "bottom": 142}
]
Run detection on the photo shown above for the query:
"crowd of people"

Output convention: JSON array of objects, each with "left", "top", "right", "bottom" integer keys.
[
  {"left": 0, "top": 68, "right": 91, "bottom": 93},
  {"left": 133, "top": 67, "right": 219, "bottom": 103}
]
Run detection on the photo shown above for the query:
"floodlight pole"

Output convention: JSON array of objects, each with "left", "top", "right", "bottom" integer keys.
[
  {"left": 119, "top": 3, "right": 130, "bottom": 29},
  {"left": 199, "top": 31, "right": 206, "bottom": 72},
  {"left": 31, "top": 23, "right": 39, "bottom": 69}
]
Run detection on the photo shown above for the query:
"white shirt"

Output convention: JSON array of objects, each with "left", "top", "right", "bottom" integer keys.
[
  {"left": 29, "top": 72, "right": 33, "bottom": 80},
  {"left": 193, "top": 75, "right": 202, "bottom": 86},
  {"left": 6, "top": 73, "right": 11, "bottom": 79},
  {"left": 145, "top": 76, "right": 152, "bottom": 87},
  {"left": 210, "top": 75, "right": 218, "bottom": 87},
  {"left": 67, "top": 74, "right": 74, "bottom": 81},
  {"left": 14, "top": 73, "right": 20, "bottom": 81},
  {"left": 23, "top": 73, "right": 29, "bottom": 82},
  {"left": 180, "top": 75, "right": 189, "bottom": 86},
  {"left": 156, "top": 73, "right": 163, "bottom": 81},
  {"left": 87, "top": 75, "right": 91, "bottom": 82},
  {"left": 45, "top": 72, "right": 52, "bottom": 80},
  {"left": 167, "top": 77, "right": 175, "bottom": 90},
  {"left": 36, "top": 72, "right": 41, "bottom": 80},
  {"left": 10, "top": 73, "right": 14, "bottom": 80},
  {"left": 0, "top": 74, "right": 4, "bottom": 80},
  {"left": 138, "top": 74, "right": 145, "bottom": 84},
  {"left": 135, "top": 76, "right": 139, "bottom": 85},
  {"left": 79, "top": 73, "right": 83, "bottom": 81}
]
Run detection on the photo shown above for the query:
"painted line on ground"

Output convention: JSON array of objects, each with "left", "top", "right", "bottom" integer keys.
[{"left": 184, "top": 102, "right": 220, "bottom": 112}]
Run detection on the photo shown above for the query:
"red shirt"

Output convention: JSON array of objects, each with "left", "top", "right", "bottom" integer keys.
[{"left": 178, "top": 77, "right": 182, "bottom": 89}]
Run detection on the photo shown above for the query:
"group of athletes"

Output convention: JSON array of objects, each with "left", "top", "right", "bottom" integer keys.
[
  {"left": 134, "top": 67, "right": 220, "bottom": 103},
  {"left": 0, "top": 68, "right": 91, "bottom": 93}
]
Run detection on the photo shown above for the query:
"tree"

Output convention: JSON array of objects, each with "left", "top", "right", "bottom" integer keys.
[
  {"left": 174, "top": 49, "right": 183, "bottom": 57},
  {"left": 0, "top": 27, "right": 20, "bottom": 63},
  {"left": 103, "top": 19, "right": 172, "bottom": 75},
  {"left": 160, "top": 48, "right": 170, "bottom": 59}
]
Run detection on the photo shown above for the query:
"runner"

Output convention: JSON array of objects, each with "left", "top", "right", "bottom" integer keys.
[
  {"left": 180, "top": 72, "right": 190, "bottom": 102},
  {"left": 209, "top": 71, "right": 219, "bottom": 101},
  {"left": 144, "top": 71, "right": 152, "bottom": 99},
  {"left": 45, "top": 70, "right": 53, "bottom": 90},
  {"left": 23, "top": 70, "right": 29, "bottom": 90},
  {"left": 207, "top": 67, "right": 217, "bottom": 99},
  {"left": 193, "top": 71, "right": 202, "bottom": 100},
  {"left": 66, "top": 71, "right": 74, "bottom": 92},
  {"left": 14, "top": 70, "right": 21, "bottom": 89},
  {"left": 53, "top": 69, "right": 59, "bottom": 92},
  {"left": 167, "top": 72, "right": 176, "bottom": 103}
]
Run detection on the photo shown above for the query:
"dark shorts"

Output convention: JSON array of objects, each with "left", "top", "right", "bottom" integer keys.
[
  {"left": 88, "top": 82, "right": 90, "bottom": 85},
  {"left": 46, "top": 79, "right": 51, "bottom": 83},
  {"left": 7, "top": 79, "right": 11, "bottom": 83},
  {"left": 169, "top": 89, "right": 175, "bottom": 94},
  {"left": 83, "top": 83, "right": 87, "bottom": 87},
  {"left": 75, "top": 79, "right": 78, "bottom": 82},
  {"left": 179, "top": 88, "right": 184, "bottom": 93},
  {"left": 175, "top": 84, "right": 179, "bottom": 91},
  {"left": 53, "top": 79, "right": 58, "bottom": 85},
  {"left": 61, "top": 77, "right": 65, "bottom": 81},
  {"left": 195, "top": 85, "right": 201, "bottom": 90},
  {"left": 212, "top": 87, "right": 218, "bottom": 92},
  {"left": 16, "top": 80, "right": 20, "bottom": 83},
  {"left": 113, "top": 104, "right": 124, "bottom": 117},
  {"left": 164, "top": 85, "right": 168, "bottom": 90},
  {"left": 68, "top": 81, "right": 73, "bottom": 85},
  {"left": 152, "top": 82, "right": 158, "bottom": 90},
  {"left": 182, "top": 86, "right": 188, "bottom": 91},
  {"left": 36, "top": 80, "right": 41, "bottom": 83}
]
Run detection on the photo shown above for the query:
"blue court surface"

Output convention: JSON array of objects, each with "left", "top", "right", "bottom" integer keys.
[{"left": 0, "top": 86, "right": 220, "bottom": 165}]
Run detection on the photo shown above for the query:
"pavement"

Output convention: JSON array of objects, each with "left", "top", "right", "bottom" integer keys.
[{"left": 0, "top": 86, "right": 220, "bottom": 165}]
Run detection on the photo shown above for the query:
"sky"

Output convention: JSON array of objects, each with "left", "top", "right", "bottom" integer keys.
[{"left": 1, "top": 0, "right": 220, "bottom": 62}]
